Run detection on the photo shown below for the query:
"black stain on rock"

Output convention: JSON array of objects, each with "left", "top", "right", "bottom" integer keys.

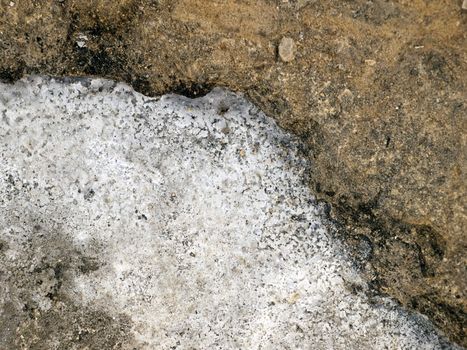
[
  {"left": 0, "top": 65, "right": 25, "bottom": 84},
  {"left": 423, "top": 51, "right": 451, "bottom": 83},
  {"left": 322, "top": 190, "right": 464, "bottom": 344},
  {"left": 0, "top": 217, "right": 137, "bottom": 349},
  {"left": 0, "top": 239, "right": 7, "bottom": 253},
  {"left": 131, "top": 75, "right": 153, "bottom": 96},
  {"left": 75, "top": 46, "right": 127, "bottom": 77},
  {"left": 411, "top": 295, "right": 467, "bottom": 345},
  {"left": 172, "top": 80, "right": 215, "bottom": 98}
]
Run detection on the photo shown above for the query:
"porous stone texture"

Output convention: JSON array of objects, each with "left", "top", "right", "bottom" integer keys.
[
  {"left": 278, "top": 37, "right": 296, "bottom": 62},
  {"left": 0, "top": 0, "right": 466, "bottom": 346},
  {"left": 0, "top": 76, "right": 460, "bottom": 349}
]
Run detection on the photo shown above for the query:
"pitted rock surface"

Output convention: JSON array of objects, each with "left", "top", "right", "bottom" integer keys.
[
  {"left": 0, "top": 0, "right": 466, "bottom": 346},
  {"left": 0, "top": 76, "right": 460, "bottom": 349}
]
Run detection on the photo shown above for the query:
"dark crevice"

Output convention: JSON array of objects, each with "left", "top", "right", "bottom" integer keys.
[{"left": 171, "top": 80, "right": 215, "bottom": 98}]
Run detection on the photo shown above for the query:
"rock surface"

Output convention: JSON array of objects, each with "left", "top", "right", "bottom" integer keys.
[
  {"left": 278, "top": 37, "right": 296, "bottom": 62},
  {"left": 0, "top": 76, "right": 460, "bottom": 349},
  {"left": 0, "top": 0, "right": 466, "bottom": 346}
]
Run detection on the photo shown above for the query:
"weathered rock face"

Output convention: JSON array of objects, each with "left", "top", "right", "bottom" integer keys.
[
  {"left": 2, "top": 76, "right": 459, "bottom": 349},
  {"left": 0, "top": 0, "right": 465, "bottom": 346}
]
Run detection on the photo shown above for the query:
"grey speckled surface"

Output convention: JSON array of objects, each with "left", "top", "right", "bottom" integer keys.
[{"left": 0, "top": 76, "right": 460, "bottom": 349}]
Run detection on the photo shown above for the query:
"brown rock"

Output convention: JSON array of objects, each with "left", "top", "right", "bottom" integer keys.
[{"left": 0, "top": 0, "right": 465, "bottom": 346}]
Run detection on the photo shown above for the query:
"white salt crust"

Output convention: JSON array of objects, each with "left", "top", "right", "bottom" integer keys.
[{"left": 0, "top": 76, "right": 459, "bottom": 349}]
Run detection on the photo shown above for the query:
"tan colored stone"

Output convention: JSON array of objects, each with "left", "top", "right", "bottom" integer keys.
[{"left": 279, "top": 37, "right": 296, "bottom": 62}]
